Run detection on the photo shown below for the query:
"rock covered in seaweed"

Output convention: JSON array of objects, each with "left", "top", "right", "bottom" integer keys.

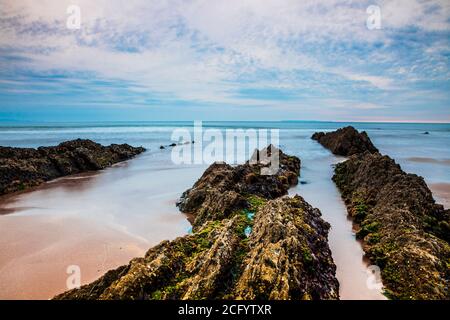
[
  {"left": 55, "top": 195, "right": 338, "bottom": 300},
  {"left": 234, "top": 196, "right": 338, "bottom": 300},
  {"left": 333, "top": 151, "right": 450, "bottom": 299},
  {"left": 0, "top": 139, "right": 145, "bottom": 195},
  {"left": 312, "top": 126, "right": 378, "bottom": 156},
  {"left": 176, "top": 144, "right": 301, "bottom": 229},
  {"left": 54, "top": 146, "right": 339, "bottom": 300}
]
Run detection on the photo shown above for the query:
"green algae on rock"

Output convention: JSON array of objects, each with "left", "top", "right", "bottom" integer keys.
[
  {"left": 0, "top": 139, "right": 145, "bottom": 195},
  {"left": 54, "top": 146, "right": 339, "bottom": 300},
  {"left": 176, "top": 144, "right": 301, "bottom": 230},
  {"left": 333, "top": 152, "right": 450, "bottom": 299}
]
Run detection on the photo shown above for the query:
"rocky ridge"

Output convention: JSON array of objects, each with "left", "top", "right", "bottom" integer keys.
[
  {"left": 312, "top": 127, "right": 449, "bottom": 299},
  {"left": 312, "top": 126, "right": 379, "bottom": 156},
  {"left": 55, "top": 145, "right": 339, "bottom": 300},
  {"left": 0, "top": 139, "right": 145, "bottom": 195}
]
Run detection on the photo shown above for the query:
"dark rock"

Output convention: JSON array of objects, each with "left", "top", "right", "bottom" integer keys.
[
  {"left": 423, "top": 132, "right": 430, "bottom": 135},
  {"left": 0, "top": 139, "right": 145, "bottom": 195},
  {"left": 176, "top": 145, "right": 301, "bottom": 229},
  {"left": 312, "top": 126, "right": 379, "bottom": 156},
  {"left": 234, "top": 196, "right": 339, "bottom": 299},
  {"left": 159, "top": 145, "right": 165, "bottom": 149},
  {"left": 55, "top": 146, "right": 339, "bottom": 300},
  {"left": 333, "top": 152, "right": 450, "bottom": 299},
  {"left": 169, "top": 143, "right": 177, "bottom": 147},
  {"left": 55, "top": 197, "right": 338, "bottom": 300}
]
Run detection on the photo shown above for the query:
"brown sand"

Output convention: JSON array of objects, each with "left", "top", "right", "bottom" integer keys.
[
  {"left": 0, "top": 214, "right": 149, "bottom": 300},
  {"left": 0, "top": 155, "right": 199, "bottom": 300}
]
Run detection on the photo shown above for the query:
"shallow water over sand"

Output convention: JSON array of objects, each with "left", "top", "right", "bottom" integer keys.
[
  {"left": 0, "top": 122, "right": 449, "bottom": 299},
  {"left": 0, "top": 151, "right": 205, "bottom": 299},
  {"left": 285, "top": 136, "right": 387, "bottom": 300}
]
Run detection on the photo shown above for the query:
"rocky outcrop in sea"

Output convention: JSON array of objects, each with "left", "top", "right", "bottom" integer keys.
[
  {"left": 333, "top": 152, "right": 450, "bottom": 299},
  {"left": 54, "top": 145, "right": 339, "bottom": 300},
  {"left": 312, "top": 127, "right": 450, "bottom": 299},
  {"left": 311, "top": 126, "right": 379, "bottom": 156},
  {"left": 0, "top": 139, "right": 145, "bottom": 195}
]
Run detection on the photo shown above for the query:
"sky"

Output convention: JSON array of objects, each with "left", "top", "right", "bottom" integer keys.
[{"left": 0, "top": 0, "right": 449, "bottom": 122}]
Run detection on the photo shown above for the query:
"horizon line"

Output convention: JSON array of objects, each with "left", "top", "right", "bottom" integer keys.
[{"left": 1, "top": 119, "right": 450, "bottom": 125}]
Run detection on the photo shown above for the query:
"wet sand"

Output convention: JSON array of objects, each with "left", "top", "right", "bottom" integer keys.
[
  {"left": 0, "top": 152, "right": 202, "bottom": 299},
  {"left": 0, "top": 214, "right": 148, "bottom": 299},
  {"left": 1, "top": 147, "right": 448, "bottom": 300}
]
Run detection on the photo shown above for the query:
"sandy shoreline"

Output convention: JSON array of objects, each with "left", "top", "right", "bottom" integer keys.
[
  {"left": 0, "top": 213, "right": 149, "bottom": 299},
  {"left": 0, "top": 148, "right": 449, "bottom": 299},
  {"left": 0, "top": 154, "right": 198, "bottom": 299}
]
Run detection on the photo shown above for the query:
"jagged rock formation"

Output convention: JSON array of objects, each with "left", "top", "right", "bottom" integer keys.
[
  {"left": 176, "top": 145, "right": 301, "bottom": 230},
  {"left": 333, "top": 152, "right": 450, "bottom": 299},
  {"left": 233, "top": 196, "right": 338, "bottom": 300},
  {"left": 0, "top": 139, "right": 145, "bottom": 195},
  {"left": 312, "top": 126, "right": 378, "bottom": 156},
  {"left": 54, "top": 146, "right": 339, "bottom": 300}
]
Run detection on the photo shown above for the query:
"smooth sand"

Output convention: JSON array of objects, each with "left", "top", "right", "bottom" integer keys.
[
  {"left": 0, "top": 153, "right": 199, "bottom": 299},
  {"left": 0, "top": 214, "right": 148, "bottom": 299}
]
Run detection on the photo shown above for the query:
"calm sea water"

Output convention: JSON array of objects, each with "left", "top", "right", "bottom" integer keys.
[
  {"left": 1, "top": 121, "right": 449, "bottom": 184},
  {"left": 0, "top": 121, "right": 449, "bottom": 299}
]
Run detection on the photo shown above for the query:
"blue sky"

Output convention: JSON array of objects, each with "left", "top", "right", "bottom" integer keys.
[{"left": 0, "top": 0, "right": 449, "bottom": 122}]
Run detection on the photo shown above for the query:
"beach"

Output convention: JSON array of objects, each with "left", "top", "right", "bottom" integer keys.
[{"left": 0, "top": 121, "right": 449, "bottom": 299}]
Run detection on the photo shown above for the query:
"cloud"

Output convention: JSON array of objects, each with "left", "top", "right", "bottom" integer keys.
[{"left": 0, "top": 0, "right": 449, "bottom": 121}]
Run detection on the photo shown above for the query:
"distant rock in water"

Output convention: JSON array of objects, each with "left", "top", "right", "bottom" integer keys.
[
  {"left": 159, "top": 141, "right": 194, "bottom": 149},
  {"left": 54, "top": 146, "right": 339, "bottom": 300},
  {"left": 333, "top": 152, "right": 450, "bottom": 299},
  {"left": 423, "top": 131, "right": 430, "bottom": 135},
  {"left": 311, "top": 126, "right": 378, "bottom": 156},
  {"left": 0, "top": 139, "right": 145, "bottom": 195}
]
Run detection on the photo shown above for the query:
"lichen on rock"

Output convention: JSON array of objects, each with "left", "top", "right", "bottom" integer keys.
[
  {"left": 333, "top": 151, "right": 450, "bottom": 299},
  {"left": 54, "top": 146, "right": 339, "bottom": 300},
  {"left": 176, "top": 144, "right": 301, "bottom": 230}
]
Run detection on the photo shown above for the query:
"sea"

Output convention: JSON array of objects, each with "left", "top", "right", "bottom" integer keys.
[{"left": 0, "top": 121, "right": 449, "bottom": 299}]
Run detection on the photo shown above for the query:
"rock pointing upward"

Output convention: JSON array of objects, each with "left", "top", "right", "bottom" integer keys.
[{"left": 312, "top": 126, "right": 378, "bottom": 156}]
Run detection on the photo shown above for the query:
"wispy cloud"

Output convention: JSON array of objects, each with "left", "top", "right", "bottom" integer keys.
[{"left": 0, "top": 0, "right": 449, "bottom": 122}]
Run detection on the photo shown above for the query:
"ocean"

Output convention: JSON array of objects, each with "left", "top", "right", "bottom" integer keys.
[{"left": 0, "top": 121, "right": 449, "bottom": 299}]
